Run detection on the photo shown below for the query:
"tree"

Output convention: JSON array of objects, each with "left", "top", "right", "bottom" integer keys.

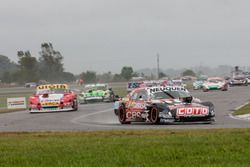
[
  {"left": 97, "top": 72, "right": 112, "bottom": 83},
  {"left": 60, "top": 72, "right": 76, "bottom": 82},
  {"left": 112, "top": 74, "right": 125, "bottom": 82},
  {"left": 39, "top": 43, "right": 64, "bottom": 81},
  {"left": 0, "top": 55, "right": 17, "bottom": 79},
  {"left": 16, "top": 51, "right": 39, "bottom": 83},
  {"left": 121, "top": 66, "right": 133, "bottom": 81},
  {"left": 2, "top": 71, "right": 12, "bottom": 83},
  {"left": 182, "top": 69, "right": 196, "bottom": 77},
  {"left": 80, "top": 71, "right": 97, "bottom": 83}
]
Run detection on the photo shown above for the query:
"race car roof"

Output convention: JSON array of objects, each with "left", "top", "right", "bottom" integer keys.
[{"left": 85, "top": 83, "right": 107, "bottom": 88}]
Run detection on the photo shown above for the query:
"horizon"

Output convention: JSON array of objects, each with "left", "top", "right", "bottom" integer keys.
[{"left": 1, "top": 0, "right": 250, "bottom": 73}]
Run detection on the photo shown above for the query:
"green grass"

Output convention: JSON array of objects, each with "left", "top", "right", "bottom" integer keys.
[
  {"left": 233, "top": 102, "right": 250, "bottom": 116},
  {"left": 0, "top": 129, "right": 250, "bottom": 167}
]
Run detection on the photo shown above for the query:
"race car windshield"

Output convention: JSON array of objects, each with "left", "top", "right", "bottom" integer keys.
[
  {"left": 36, "top": 88, "right": 68, "bottom": 94},
  {"left": 209, "top": 79, "right": 222, "bottom": 83},
  {"left": 152, "top": 91, "right": 190, "bottom": 100}
]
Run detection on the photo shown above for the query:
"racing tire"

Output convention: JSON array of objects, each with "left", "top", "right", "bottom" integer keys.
[
  {"left": 72, "top": 99, "right": 78, "bottom": 111},
  {"left": 149, "top": 106, "right": 160, "bottom": 124},
  {"left": 221, "top": 86, "right": 228, "bottom": 91},
  {"left": 118, "top": 105, "right": 130, "bottom": 124},
  {"left": 203, "top": 88, "right": 209, "bottom": 92}
]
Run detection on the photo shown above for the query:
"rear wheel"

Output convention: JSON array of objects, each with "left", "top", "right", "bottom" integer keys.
[
  {"left": 203, "top": 88, "right": 208, "bottom": 92},
  {"left": 149, "top": 106, "right": 160, "bottom": 124},
  {"left": 118, "top": 105, "right": 130, "bottom": 124}
]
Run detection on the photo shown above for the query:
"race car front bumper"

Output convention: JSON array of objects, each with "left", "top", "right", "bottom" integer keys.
[{"left": 29, "top": 106, "right": 74, "bottom": 113}]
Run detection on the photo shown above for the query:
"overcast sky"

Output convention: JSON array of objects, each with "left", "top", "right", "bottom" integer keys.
[{"left": 1, "top": 0, "right": 250, "bottom": 74}]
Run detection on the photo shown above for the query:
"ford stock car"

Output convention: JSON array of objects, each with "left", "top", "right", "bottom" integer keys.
[
  {"left": 202, "top": 77, "right": 228, "bottom": 92},
  {"left": 28, "top": 84, "right": 78, "bottom": 113},
  {"left": 114, "top": 86, "right": 215, "bottom": 124},
  {"left": 78, "top": 84, "right": 116, "bottom": 104}
]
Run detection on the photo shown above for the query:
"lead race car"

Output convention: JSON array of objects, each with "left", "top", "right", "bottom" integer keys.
[
  {"left": 114, "top": 86, "right": 215, "bottom": 124},
  {"left": 28, "top": 84, "right": 78, "bottom": 113}
]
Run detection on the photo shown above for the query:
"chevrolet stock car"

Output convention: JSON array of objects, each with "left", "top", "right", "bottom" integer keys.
[
  {"left": 78, "top": 84, "right": 116, "bottom": 104},
  {"left": 28, "top": 84, "right": 78, "bottom": 113},
  {"left": 193, "top": 80, "right": 204, "bottom": 90},
  {"left": 202, "top": 77, "right": 228, "bottom": 92},
  {"left": 229, "top": 76, "right": 248, "bottom": 86},
  {"left": 114, "top": 86, "right": 215, "bottom": 124}
]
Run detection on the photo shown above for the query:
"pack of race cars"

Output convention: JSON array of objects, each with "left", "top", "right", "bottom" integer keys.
[
  {"left": 27, "top": 65, "right": 250, "bottom": 125},
  {"left": 28, "top": 80, "right": 217, "bottom": 125}
]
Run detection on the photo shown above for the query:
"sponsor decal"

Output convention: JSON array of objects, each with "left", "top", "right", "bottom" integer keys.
[
  {"left": 127, "top": 102, "right": 145, "bottom": 109},
  {"left": 37, "top": 84, "right": 68, "bottom": 90},
  {"left": 176, "top": 107, "right": 209, "bottom": 116},
  {"left": 41, "top": 102, "right": 60, "bottom": 106},
  {"left": 149, "top": 86, "right": 187, "bottom": 94},
  {"left": 7, "top": 97, "right": 26, "bottom": 109},
  {"left": 126, "top": 112, "right": 141, "bottom": 119}
]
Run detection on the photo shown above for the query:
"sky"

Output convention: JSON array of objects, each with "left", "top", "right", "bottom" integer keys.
[{"left": 1, "top": 0, "right": 250, "bottom": 74}]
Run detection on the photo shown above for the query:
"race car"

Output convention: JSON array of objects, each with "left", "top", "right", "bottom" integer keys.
[
  {"left": 28, "top": 84, "right": 78, "bottom": 113},
  {"left": 202, "top": 77, "right": 228, "bottom": 92},
  {"left": 193, "top": 80, "right": 204, "bottom": 90},
  {"left": 229, "top": 76, "right": 248, "bottom": 86},
  {"left": 78, "top": 84, "right": 116, "bottom": 104},
  {"left": 114, "top": 86, "right": 215, "bottom": 124},
  {"left": 127, "top": 80, "right": 168, "bottom": 92},
  {"left": 193, "top": 75, "right": 208, "bottom": 90}
]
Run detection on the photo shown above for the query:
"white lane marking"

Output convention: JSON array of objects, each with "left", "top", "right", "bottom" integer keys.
[
  {"left": 229, "top": 101, "right": 250, "bottom": 121},
  {"left": 234, "top": 102, "right": 249, "bottom": 111},
  {"left": 71, "top": 108, "right": 114, "bottom": 126},
  {"left": 229, "top": 113, "right": 250, "bottom": 121}
]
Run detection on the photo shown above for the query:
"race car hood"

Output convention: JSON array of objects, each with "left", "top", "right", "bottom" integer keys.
[
  {"left": 150, "top": 99, "right": 182, "bottom": 105},
  {"left": 39, "top": 94, "right": 63, "bottom": 102},
  {"left": 38, "top": 93, "right": 64, "bottom": 106},
  {"left": 203, "top": 82, "right": 224, "bottom": 89}
]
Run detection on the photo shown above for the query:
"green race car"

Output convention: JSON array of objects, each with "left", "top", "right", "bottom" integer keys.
[{"left": 78, "top": 84, "right": 116, "bottom": 104}]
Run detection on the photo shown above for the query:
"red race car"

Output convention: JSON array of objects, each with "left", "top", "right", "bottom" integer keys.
[
  {"left": 114, "top": 86, "right": 215, "bottom": 124},
  {"left": 29, "top": 84, "right": 78, "bottom": 113}
]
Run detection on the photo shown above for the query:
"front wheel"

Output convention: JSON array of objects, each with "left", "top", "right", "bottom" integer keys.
[
  {"left": 149, "top": 106, "right": 160, "bottom": 124},
  {"left": 118, "top": 105, "right": 130, "bottom": 124}
]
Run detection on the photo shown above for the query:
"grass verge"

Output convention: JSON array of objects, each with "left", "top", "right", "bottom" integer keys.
[
  {"left": 233, "top": 102, "right": 250, "bottom": 116},
  {"left": 0, "top": 129, "right": 250, "bottom": 167}
]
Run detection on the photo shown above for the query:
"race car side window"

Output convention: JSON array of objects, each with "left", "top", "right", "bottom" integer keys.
[
  {"left": 137, "top": 90, "right": 148, "bottom": 100},
  {"left": 131, "top": 92, "right": 138, "bottom": 100}
]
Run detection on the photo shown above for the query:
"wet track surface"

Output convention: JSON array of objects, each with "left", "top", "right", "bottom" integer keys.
[{"left": 0, "top": 86, "right": 250, "bottom": 131}]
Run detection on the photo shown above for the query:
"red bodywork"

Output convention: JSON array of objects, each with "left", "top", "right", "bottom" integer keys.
[{"left": 29, "top": 84, "right": 78, "bottom": 113}]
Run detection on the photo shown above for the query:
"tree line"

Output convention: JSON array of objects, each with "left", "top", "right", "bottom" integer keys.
[
  {"left": 0, "top": 43, "right": 198, "bottom": 84},
  {"left": 0, "top": 43, "right": 75, "bottom": 84},
  {"left": 0, "top": 43, "right": 141, "bottom": 84}
]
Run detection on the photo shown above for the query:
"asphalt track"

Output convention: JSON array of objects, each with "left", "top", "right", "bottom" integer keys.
[{"left": 0, "top": 86, "right": 250, "bottom": 132}]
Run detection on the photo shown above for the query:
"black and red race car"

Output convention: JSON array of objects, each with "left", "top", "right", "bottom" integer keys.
[{"left": 114, "top": 86, "right": 215, "bottom": 124}]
